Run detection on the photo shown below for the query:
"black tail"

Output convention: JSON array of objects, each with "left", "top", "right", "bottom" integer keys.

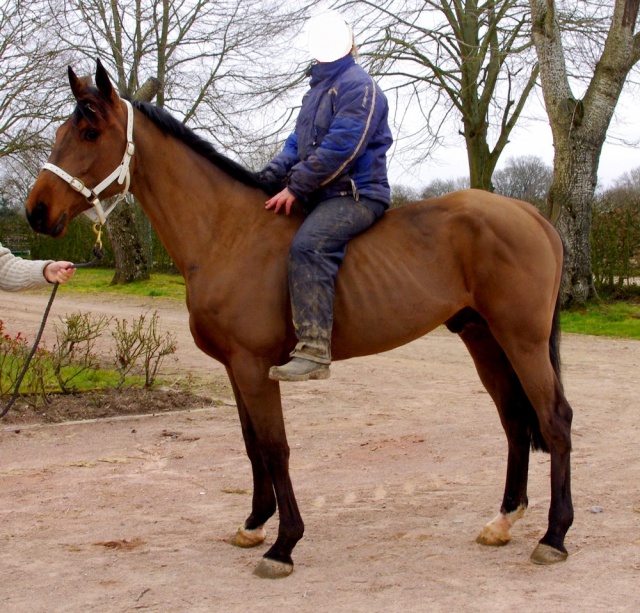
[
  {"left": 549, "top": 282, "right": 563, "bottom": 390},
  {"left": 528, "top": 275, "right": 563, "bottom": 453}
]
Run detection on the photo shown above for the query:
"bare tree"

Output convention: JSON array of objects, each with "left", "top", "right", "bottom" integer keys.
[
  {"left": 342, "top": 0, "right": 539, "bottom": 191},
  {"left": 530, "top": 0, "right": 640, "bottom": 304},
  {"left": 492, "top": 155, "right": 552, "bottom": 206},
  {"left": 390, "top": 184, "right": 422, "bottom": 208},
  {"left": 0, "top": 0, "right": 68, "bottom": 157},
  {"left": 421, "top": 176, "right": 470, "bottom": 198},
  {"left": 0, "top": 150, "right": 47, "bottom": 209},
  {"left": 52, "top": 0, "right": 308, "bottom": 147}
]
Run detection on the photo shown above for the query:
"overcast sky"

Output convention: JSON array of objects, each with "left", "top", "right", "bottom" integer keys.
[{"left": 386, "top": 85, "right": 640, "bottom": 191}]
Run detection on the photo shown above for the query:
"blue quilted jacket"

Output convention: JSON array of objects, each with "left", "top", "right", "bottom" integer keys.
[{"left": 263, "top": 55, "right": 392, "bottom": 209}]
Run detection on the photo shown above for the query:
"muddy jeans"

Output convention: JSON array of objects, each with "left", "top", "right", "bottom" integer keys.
[{"left": 288, "top": 195, "right": 386, "bottom": 361}]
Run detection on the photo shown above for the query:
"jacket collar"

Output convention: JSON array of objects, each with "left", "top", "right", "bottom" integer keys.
[{"left": 309, "top": 54, "right": 355, "bottom": 87}]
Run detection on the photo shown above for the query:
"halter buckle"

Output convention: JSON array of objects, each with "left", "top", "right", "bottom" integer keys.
[{"left": 70, "top": 177, "right": 85, "bottom": 193}]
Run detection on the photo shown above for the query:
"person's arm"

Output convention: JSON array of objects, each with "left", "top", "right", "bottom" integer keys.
[
  {"left": 265, "top": 187, "right": 298, "bottom": 215},
  {"left": 259, "top": 132, "right": 300, "bottom": 183},
  {"left": 0, "top": 245, "right": 74, "bottom": 291}
]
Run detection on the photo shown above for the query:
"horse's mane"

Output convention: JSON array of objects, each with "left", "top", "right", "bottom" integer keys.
[{"left": 128, "top": 100, "right": 283, "bottom": 195}]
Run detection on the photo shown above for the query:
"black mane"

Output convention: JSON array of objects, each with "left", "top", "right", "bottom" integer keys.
[{"left": 130, "top": 100, "right": 282, "bottom": 195}]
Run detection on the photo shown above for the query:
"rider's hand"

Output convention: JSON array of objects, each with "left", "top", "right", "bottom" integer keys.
[{"left": 265, "top": 187, "right": 297, "bottom": 216}]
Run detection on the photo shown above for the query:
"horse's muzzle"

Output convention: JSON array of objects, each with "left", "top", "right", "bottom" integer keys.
[{"left": 26, "top": 201, "right": 67, "bottom": 237}]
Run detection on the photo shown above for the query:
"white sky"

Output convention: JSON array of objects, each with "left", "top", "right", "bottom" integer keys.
[{"left": 386, "top": 86, "right": 640, "bottom": 191}]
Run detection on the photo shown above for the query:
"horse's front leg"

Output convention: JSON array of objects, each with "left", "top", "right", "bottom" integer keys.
[
  {"left": 226, "top": 369, "right": 276, "bottom": 549},
  {"left": 228, "top": 355, "right": 304, "bottom": 578}
]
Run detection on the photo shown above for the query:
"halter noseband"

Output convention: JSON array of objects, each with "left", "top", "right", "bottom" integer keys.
[{"left": 42, "top": 99, "right": 135, "bottom": 225}]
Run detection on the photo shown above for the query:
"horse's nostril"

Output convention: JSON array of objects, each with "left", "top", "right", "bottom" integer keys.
[{"left": 26, "top": 201, "right": 49, "bottom": 232}]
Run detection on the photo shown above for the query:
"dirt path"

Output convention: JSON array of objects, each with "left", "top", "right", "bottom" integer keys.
[{"left": 1, "top": 289, "right": 639, "bottom": 612}]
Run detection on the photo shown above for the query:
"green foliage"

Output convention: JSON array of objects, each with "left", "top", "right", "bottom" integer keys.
[
  {"left": 591, "top": 184, "right": 640, "bottom": 292},
  {"left": 0, "top": 205, "right": 178, "bottom": 273}
]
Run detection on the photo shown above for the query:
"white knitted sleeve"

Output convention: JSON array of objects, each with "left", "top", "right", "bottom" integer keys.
[{"left": 0, "top": 245, "right": 53, "bottom": 292}]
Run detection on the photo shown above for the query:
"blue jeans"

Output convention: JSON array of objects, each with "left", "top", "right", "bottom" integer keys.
[{"left": 288, "top": 196, "right": 386, "bottom": 359}]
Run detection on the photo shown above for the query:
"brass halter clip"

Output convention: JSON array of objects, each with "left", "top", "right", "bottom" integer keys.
[{"left": 93, "top": 223, "right": 103, "bottom": 251}]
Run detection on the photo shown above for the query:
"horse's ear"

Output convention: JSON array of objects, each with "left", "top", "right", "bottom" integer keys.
[
  {"left": 68, "top": 66, "right": 85, "bottom": 101},
  {"left": 95, "top": 58, "right": 118, "bottom": 104}
]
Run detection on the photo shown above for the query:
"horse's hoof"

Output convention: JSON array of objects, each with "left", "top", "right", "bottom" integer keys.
[
  {"left": 230, "top": 524, "right": 266, "bottom": 548},
  {"left": 476, "top": 524, "right": 511, "bottom": 547},
  {"left": 529, "top": 543, "right": 568, "bottom": 565},
  {"left": 253, "top": 557, "right": 294, "bottom": 579}
]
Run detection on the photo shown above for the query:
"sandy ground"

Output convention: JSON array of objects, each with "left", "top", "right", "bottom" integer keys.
[{"left": 1, "top": 289, "right": 639, "bottom": 612}]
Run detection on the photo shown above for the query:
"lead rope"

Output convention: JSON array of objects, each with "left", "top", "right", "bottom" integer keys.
[{"left": 0, "top": 224, "right": 104, "bottom": 418}]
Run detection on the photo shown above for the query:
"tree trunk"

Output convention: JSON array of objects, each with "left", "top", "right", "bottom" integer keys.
[
  {"left": 548, "top": 128, "right": 601, "bottom": 303},
  {"left": 463, "top": 112, "right": 495, "bottom": 191},
  {"left": 530, "top": 0, "right": 640, "bottom": 305},
  {"left": 106, "top": 199, "right": 150, "bottom": 285}
]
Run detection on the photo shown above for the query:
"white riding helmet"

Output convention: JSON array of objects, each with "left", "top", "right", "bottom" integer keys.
[{"left": 307, "top": 11, "right": 353, "bottom": 63}]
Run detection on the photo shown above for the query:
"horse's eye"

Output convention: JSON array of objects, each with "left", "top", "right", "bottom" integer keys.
[{"left": 84, "top": 129, "right": 100, "bottom": 142}]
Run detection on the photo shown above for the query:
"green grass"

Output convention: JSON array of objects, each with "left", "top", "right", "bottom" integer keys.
[
  {"left": 62, "top": 268, "right": 186, "bottom": 300},
  {"left": 54, "top": 268, "right": 640, "bottom": 340},
  {"left": 560, "top": 301, "right": 640, "bottom": 339}
]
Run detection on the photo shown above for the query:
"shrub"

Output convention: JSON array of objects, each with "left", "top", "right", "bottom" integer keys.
[{"left": 592, "top": 187, "right": 640, "bottom": 293}]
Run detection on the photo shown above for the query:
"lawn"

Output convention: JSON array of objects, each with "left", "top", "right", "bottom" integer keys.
[{"left": 560, "top": 300, "right": 640, "bottom": 339}]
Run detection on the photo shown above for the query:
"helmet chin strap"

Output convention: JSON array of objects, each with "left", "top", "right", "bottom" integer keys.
[{"left": 42, "top": 99, "right": 135, "bottom": 225}]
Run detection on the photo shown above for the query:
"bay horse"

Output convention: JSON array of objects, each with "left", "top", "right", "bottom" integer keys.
[{"left": 26, "top": 61, "right": 573, "bottom": 579}]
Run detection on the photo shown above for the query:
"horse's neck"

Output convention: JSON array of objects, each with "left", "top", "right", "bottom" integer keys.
[{"left": 128, "top": 114, "right": 277, "bottom": 273}]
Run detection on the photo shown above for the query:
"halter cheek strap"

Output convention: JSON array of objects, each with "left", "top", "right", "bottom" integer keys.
[{"left": 42, "top": 99, "right": 135, "bottom": 225}]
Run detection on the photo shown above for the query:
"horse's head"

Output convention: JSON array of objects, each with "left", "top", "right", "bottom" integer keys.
[{"left": 26, "top": 59, "right": 132, "bottom": 236}]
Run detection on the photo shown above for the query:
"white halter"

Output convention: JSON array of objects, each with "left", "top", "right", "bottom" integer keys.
[{"left": 42, "top": 99, "right": 135, "bottom": 225}]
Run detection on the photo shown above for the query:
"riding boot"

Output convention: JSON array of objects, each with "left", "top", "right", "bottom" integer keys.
[{"left": 269, "top": 340, "right": 331, "bottom": 382}]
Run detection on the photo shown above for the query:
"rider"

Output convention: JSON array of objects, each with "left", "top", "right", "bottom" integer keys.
[{"left": 262, "top": 10, "right": 393, "bottom": 382}]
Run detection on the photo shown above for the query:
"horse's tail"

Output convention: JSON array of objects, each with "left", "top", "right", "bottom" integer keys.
[
  {"left": 528, "top": 247, "right": 564, "bottom": 453},
  {"left": 548, "top": 238, "right": 566, "bottom": 395},
  {"left": 549, "top": 286, "right": 563, "bottom": 389}
]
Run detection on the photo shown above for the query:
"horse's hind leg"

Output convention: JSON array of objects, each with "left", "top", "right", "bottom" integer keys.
[
  {"left": 498, "top": 334, "right": 574, "bottom": 564},
  {"left": 454, "top": 314, "right": 533, "bottom": 547},
  {"left": 227, "top": 370, "right": 276, "bottom": 548}
]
